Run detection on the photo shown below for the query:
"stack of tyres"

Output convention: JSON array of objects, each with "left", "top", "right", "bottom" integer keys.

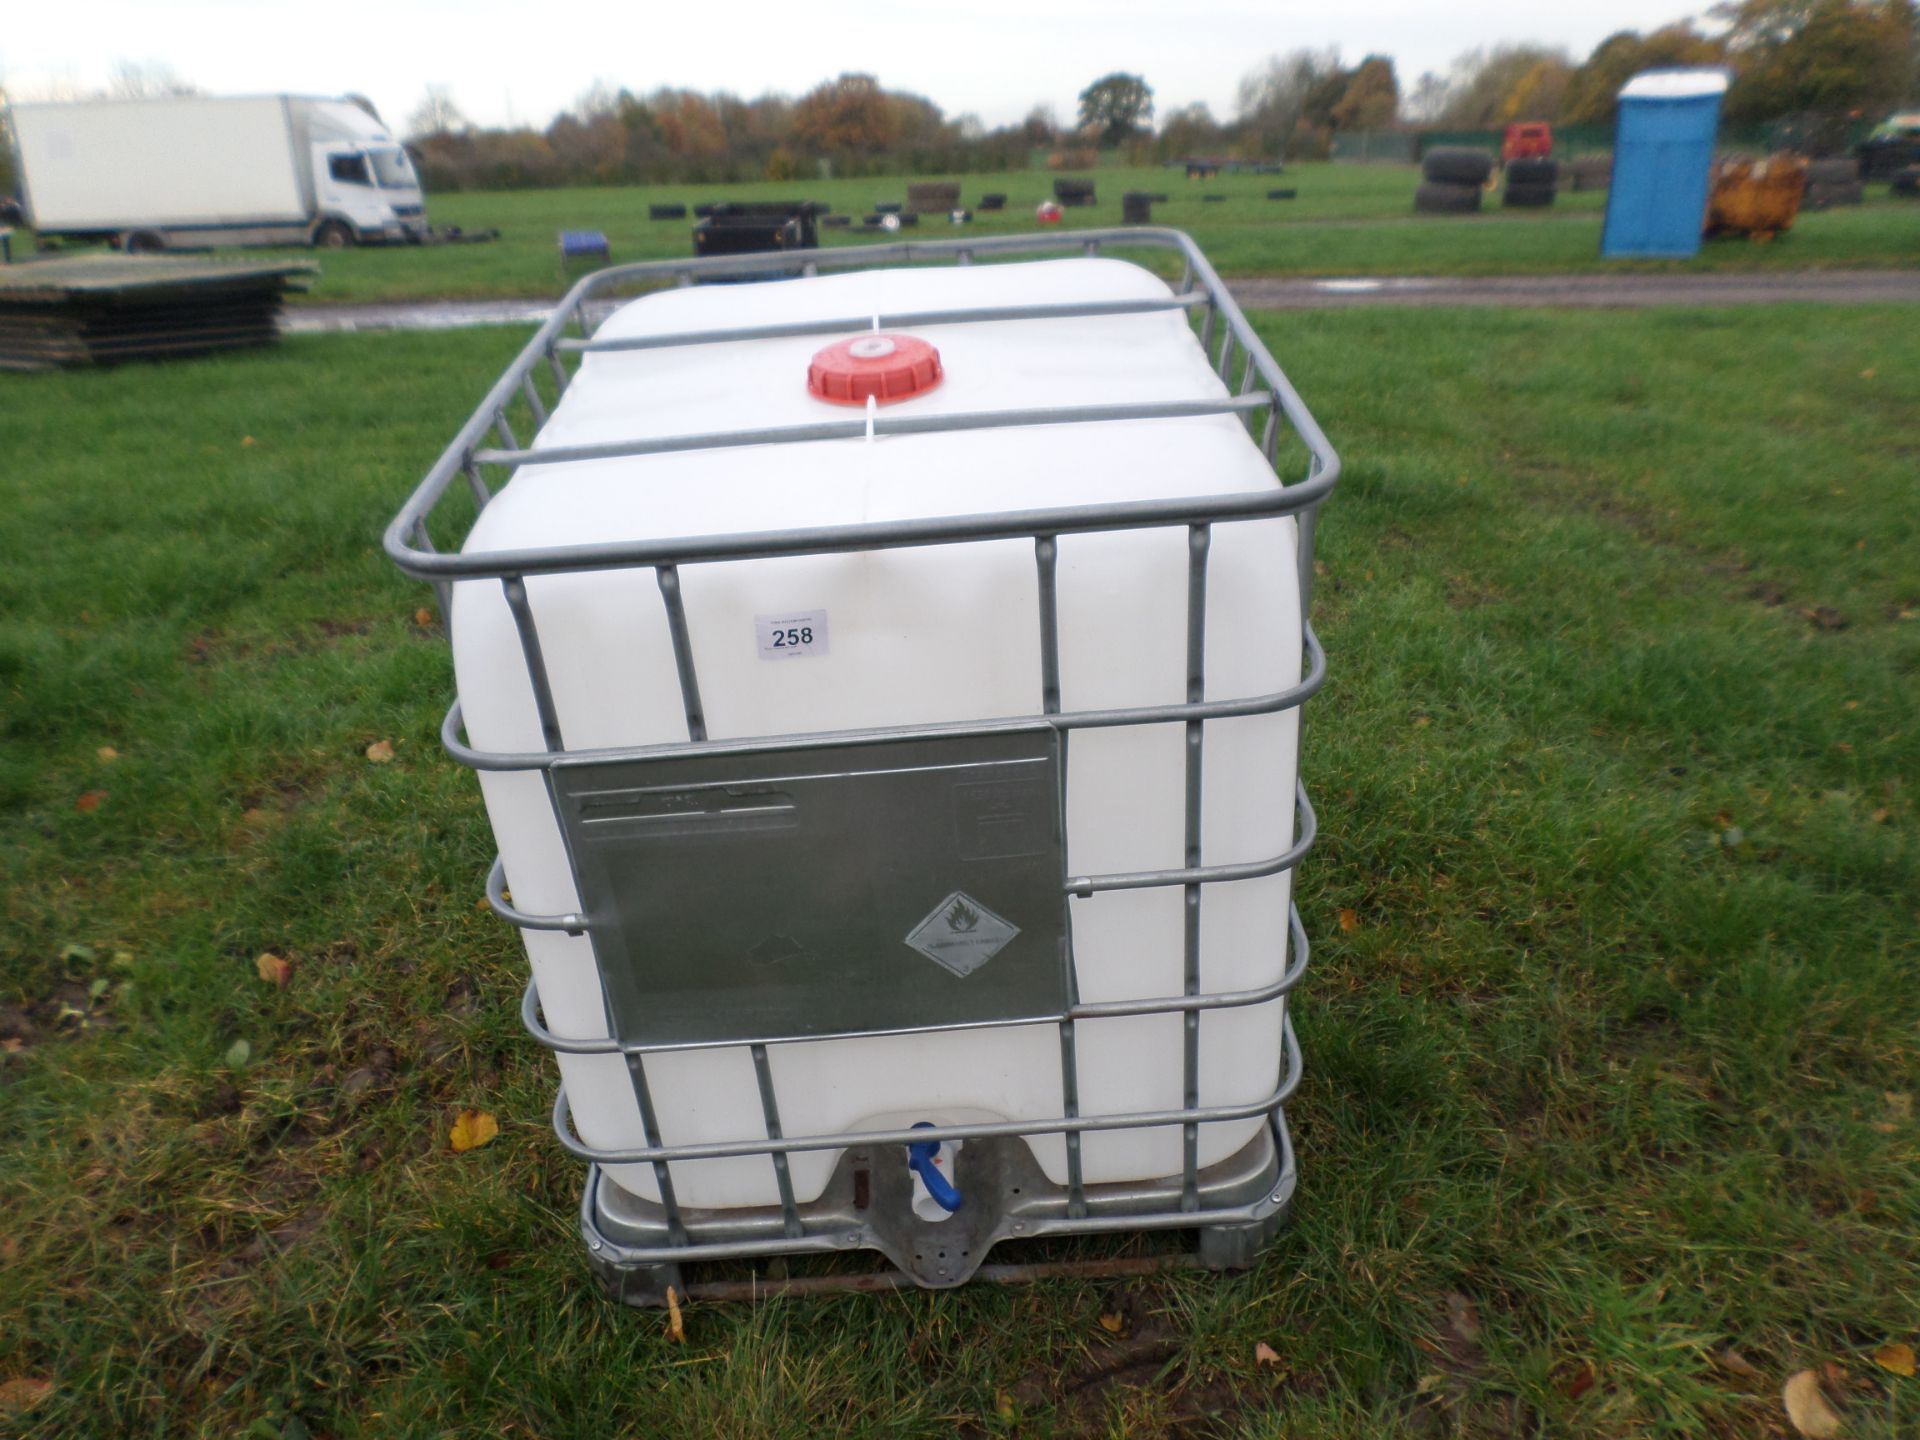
[
  {"left": 1416, "top": 147, "right": 1492, "bottom": 213},
  {"left": 1892, "top": 167, "right": 1920, "bottom": 198},
  {"left": 1121, "top": 192, "right": 1153, "bottom": 224},
  {"left": 1503, "top": 156, "right": 1559, "bottom": 208},
  {"left": 1803, "top": 158, "right": 1864, "bottom": 209},
  {"left": 1053, "top": 178, "right": 1098, "bottom": 207}
]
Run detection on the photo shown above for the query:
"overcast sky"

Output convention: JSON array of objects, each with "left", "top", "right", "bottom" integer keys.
[{"left": 5, "top": 0, "right": 1707, "bottom": 134}]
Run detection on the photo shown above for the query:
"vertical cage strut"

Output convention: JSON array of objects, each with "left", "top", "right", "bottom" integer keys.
[
  {"left": 623, "top": 1050, "right": 688, "bottom": 1246},
  {"left": 520, "top": 374, "right": 549, "bottom": 431},
  {"left": 500, "top": 576, "right": 565, "bottom": 754},
  {"left": 462, "top": 456, "right": 492, "bottom": 512},
  {"left": 750, "top": 1044, "right": 804, "bottom": 1239},
  {"left": 1181, "top": 524, "right": 1211, "bottom": 1212},
  {"left": 656, "top": 564, "right": 707, "bottom": 742},
  {"left": 1033, "top": 534, "right": 1083, "bottom": 1215}
]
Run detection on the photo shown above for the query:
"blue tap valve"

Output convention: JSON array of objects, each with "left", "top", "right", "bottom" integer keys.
[{"left": 907, "top": 1123, "right": 962, "bottom": 1213}]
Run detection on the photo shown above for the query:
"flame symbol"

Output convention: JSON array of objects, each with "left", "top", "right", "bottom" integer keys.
[{"left": 944, "top": 898, "right": 980, "bottom": 933}]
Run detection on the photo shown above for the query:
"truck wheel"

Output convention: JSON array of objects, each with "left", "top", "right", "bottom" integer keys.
[
  {"left": 122, "top": 230, "right": 166, "bottom": 254},
  {"left": 313, "top": 221, "right": 355, "bottom": 250}
]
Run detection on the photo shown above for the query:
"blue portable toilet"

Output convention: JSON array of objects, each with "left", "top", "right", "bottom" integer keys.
[{"left": 1601, "top": 68, "right": 1730, "bottom": 259}]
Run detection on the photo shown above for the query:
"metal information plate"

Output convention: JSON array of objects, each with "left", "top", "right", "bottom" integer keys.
[{"left": 551, "top": 727, "right": 1070, "bottom": 1048}]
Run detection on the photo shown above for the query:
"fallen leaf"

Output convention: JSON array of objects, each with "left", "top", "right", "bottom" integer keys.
[
  {"left": 1717, "top": 1347, "right": 1762, "bottom": 1379},
  {"left": 1783, "top": 1369, "right": 1842, "bottom": 1438},
  {"left": 994, "top": 1389, "right": 1015, "bottom": 1420},
  {"left": 59, "top": 943, "right": 96, "bottom": 965},
  {"left": 365, "top": 740, "right": 395, "bottom": 764},
  {"left": 1254, "top": 1340, "right": 1283, "bottom": 1368},
  {"left": 1413, "top": 715, "right": 1432, "bottom": 728},
  {"left": 255, "top": 952, "right": 292, "bottom": 988},
  {"left": 1338, "top": 908, "right": 1358, "bottom": 933},
  {"left": 96, "top": 746, "right": 119, "bottom": 762},
  {"left": 1873, "top": 1343, "right": 1915, "bottom": 1377},
  {"left": 2, "top": 1038, "right": 24, "bottom": 1054},
  {"left": 75, "top": 790, "right": 106, "bottom": 813},
  {"left": 1860, "top": 368, "right": 1875, "bottom": 379},
  {"left": 241, "top": 435, "right": 256, "bottom": 447},
  {"left": 1885, "top": 1093, "right": 1912, "bottom": 1122},
  {"left": 87, "top": 977, "right": 110, "bottom": 1001},
  {"left": 0, "top": 1378, "right": 53, "bottom": 1413},
  {"left": 224, "top": 1038, "right": 252, "bottom": 1069},
  {"left": 413, "top": 607, "right": 436, "bottom": 627},
  {"left": 1097, "top": 1311, "right": 1125, "bottom": 1334},
  {"left": 666, "top": 1284, "right": 686, "bottom": 1343},
  {"left": 1871, "top": 809, "right": 1890, "bottom": 824},
  {"left": 449, "top": 1109, "right": 499, "bottom": 1153},
  {"left": 1560, "top": 1361, "right": 1596, "bottom": 1399}
]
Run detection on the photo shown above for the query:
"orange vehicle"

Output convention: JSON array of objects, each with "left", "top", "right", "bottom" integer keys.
[{"left": 1502, "top": 122, "right": 1553, "bottom": 162}]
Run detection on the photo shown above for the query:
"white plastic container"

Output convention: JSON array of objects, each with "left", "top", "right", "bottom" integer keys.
[{"left": 452, "top": 257, "right": 1299, "bottom": 1211}]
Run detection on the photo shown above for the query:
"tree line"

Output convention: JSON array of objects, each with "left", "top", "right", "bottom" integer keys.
[{"left": 402, "top": 2, "right": 1911, "bottom": 190}]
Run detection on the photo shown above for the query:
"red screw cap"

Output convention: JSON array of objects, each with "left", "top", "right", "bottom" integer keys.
[{"left": 807, "top": 332, "right": 943, "bottom": 405}]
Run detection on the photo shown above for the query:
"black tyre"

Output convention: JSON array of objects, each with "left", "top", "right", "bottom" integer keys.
[
  {"left": 648, "top": 203, "right": 687, "bottom": 220},
  {"left": 1422, "top": 146, "right": 1494, "bottom": 185},
  {"left": 874, "top": 201, "right": 902, "bottom": 214},
  {"left": 1502, "top": 182, "right": 1556, "bottom": 208},
  {"left": 1505, "top": 156, "right": 1559, "bottom": 186},
  {"left": 1202, "top": 193, "right": 1226, "bottom": 203},
  {"left": 1806, "top": 158, "right": 1859, "bottom": 185},
  {"left": 313, "top": 220, "right": 355, "bottom": 249},
  {"left": 1266, "top": 188, "right": 1297, "bottom": 200},
  {"left": 1414, "top": 181, "right": 1482, "bottom": 214},
  {"left": 1891, "top": 167, "right": 1920, "bottom": 198},
  {"left": 121, "top": 230, "right": 166, "bottom": 254}
]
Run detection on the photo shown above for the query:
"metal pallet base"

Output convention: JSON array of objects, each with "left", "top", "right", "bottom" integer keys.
[{"left": 583, "top": 1112, "right": 1295, "bottom": 1306}]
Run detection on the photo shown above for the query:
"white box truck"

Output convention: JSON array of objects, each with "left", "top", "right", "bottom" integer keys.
[{"left": 5, "top": 94, "right": 428, "bottom": 251}]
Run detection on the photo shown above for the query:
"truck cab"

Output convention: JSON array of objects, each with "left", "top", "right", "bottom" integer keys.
[
  {"left": 1502, "top": 122, "right": 1553, "bottom": 164},
  {"left": 303, "top": 101, "right": 428, "bottom": 247},
  {"left": 311, "top": 140, "right": 426, "bottom": 247}
]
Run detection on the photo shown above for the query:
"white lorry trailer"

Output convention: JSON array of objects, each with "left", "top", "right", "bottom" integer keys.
[{"left": 5, "top": 95, "right": 428, "bottom": 251}]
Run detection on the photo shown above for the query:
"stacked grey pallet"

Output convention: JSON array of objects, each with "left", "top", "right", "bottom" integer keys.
[
  {"left": 0, "top": 254, "right": 313, "bottom": 371},
  {"left": 1415, "top": 147, "right": 1492, "bottom": 213},
  {"left": 1503, "top": 156, "right": 1559, "bottom": 208},
  {"left": 1569, "top": 154, "right": 1612, "bottom": 192},
  {"left": 1803, "top": 158, "right": 1864, "bottom": 209}
]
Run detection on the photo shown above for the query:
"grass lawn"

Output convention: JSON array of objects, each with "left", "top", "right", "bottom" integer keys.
[
  {"left": 2, "top": 300, "right": 1917, "bottom": 1437},
  {"left": 18, "top": 163, "right": 1920, "bottom": 304}
]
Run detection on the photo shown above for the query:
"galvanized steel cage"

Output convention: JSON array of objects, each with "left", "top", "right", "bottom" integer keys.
[{"left": 384, "top": 228, "right": 1340, "bottom": 1301}]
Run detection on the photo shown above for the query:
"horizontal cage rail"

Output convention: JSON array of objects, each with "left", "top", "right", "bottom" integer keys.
[
  {"left": 446, "top": 620, "right": 1323, "bottom": 775},
  {"left": 549, "top": 1015, "right": 1301, "bottom": 1167},
  {"left": 577, "top": 1111, "right": 1295, "bottom": 1271},
  {"left": 518, "top": 906, "right": 1310, "bottom": 1056},
  {"left": 555, "top": 292, "right": 1209, "bottom": 354},
  {"left": 383, "top": 228, "right": 1339, "bottom": 584}
]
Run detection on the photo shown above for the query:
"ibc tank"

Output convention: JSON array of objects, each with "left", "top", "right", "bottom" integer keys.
[{"left": 387, "top": 233, "right": 1339, "bottom": 1300}]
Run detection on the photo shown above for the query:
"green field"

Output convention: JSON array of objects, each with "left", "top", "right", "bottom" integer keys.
[
  {"left": 3, "top": 304, "right": 1918, "bottom": 1437},
  {"left": 21, "top": 162, "right": 1920, "bottom": 305}
]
